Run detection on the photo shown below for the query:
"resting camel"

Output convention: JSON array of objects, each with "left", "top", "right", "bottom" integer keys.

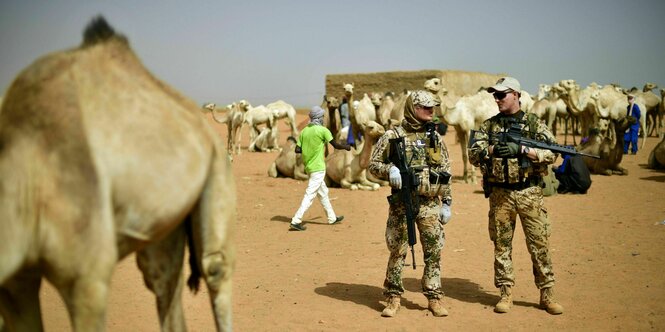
[
  {"left": 578, "top": 116, "right": 636, "bottom": 175},
  {"left": 647, "top": 134, "right": 665, "bottom": 169},
  {"left": 203, "top": 102, "right": 244, "bottom": 157},
  {"left": 0, "top": 17, "right": 235, "bottom": 331},
  {"left": 325, "top": 120, "right": 385, "bottom": 190},
  {"left": 266, "top": 99, "right": 299, "bottom": 137},
  {"left": 440, "top": 90, "right": 498, "bottom": 184},
  {"left": 248, "top": 126, "right": 280, "bottom": 152},
  {"left": 267, "top": 137, "right": 308, "bottom": 180}
]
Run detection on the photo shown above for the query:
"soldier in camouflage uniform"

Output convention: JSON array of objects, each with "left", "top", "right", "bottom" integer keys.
[
  {"left": 368, "top": 90, "right": 453, "bottom": 318},
  {"left": 468, "top": 77, "right": 564, "bottom": 315}
]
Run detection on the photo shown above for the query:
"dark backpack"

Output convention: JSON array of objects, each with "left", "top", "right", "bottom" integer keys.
[{"left": 555, "top": 155, "right": 592, "bottom": 194}]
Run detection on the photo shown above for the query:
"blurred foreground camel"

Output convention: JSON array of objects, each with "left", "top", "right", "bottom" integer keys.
[{"left": 0, "top": 17, "right": 235, "bottom": 331}]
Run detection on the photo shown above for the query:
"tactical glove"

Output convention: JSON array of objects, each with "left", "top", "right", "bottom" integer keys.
[
  {"left": 439, "top": 203, "right": 452, "bottom": 225},
  {"left": 494, "top": 142, "right": 521, "bottom": 158},
  {"left": 389, "top": 166, "right": 402, "bottom": 189}
]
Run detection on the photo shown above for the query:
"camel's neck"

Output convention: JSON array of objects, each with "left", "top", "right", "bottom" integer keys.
[
  {"left": 561, "top": 88, "right": 586, "bottom": 115},
  {"left": 359, "top": 134, "right": 375, "bottom": 169}
]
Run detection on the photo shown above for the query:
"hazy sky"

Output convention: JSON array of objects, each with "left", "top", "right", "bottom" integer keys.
[{"left": 1, "top": 0, "right": 664, "bottom": 108}]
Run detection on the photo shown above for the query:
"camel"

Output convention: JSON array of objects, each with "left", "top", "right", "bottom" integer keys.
[
  {"left": 531, "top": 84, "right": 570, "bottom": 135},
  {"left": 248, "top": 126, "right": 280, "bottom": 152},
  {"left": 376, "top": 92, "right": 398, "bottom": 129},
  {"left": 325, "top": 120, "right": 385, "bottom": 190},
  {"left": 238, "top": 99, "right": 276, "bottom": 149},
  {"left": 321, "top": 95, "right": 341, "bottom": 140},
  {"left": 0, "top": 17, "right": 235, "bottom": 331},
  {"left": 266, "top": 99, "right": 299, "bottom": 137},
  {"left": 267, "top": 137, "right": 308, "bottom": 180},
  {"left": 440, "top": 90, "right": 499, "bottom": 184},
  {"left": 343, "top": 83, "right": 364, "bottom": 145},
  {"left": 647, "top": 134, "right": 665, "bottom": 169},
  {"left": 578, "top": 116, "right": 636, "bottom": 175},
  {"left": 203, "top": 102, "right": 244, "bottom": 157},
  {"left": 633, "top": 83, "right": 662, "bottom": 137},
  {"left": 520, "top": 90, "right": 535, "bottom": 113}
]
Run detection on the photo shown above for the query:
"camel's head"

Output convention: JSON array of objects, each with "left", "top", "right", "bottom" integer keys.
[
  {"left": 202, "top": 102, "right": 216, "bottom": 113},
  {"left": 558, "top": 79, "right": 577, "bottom": 92},
  {"left": 424, "top": 78, "right": 442, "bottom": 93},
  {"left": 661, "top": 88, "right": 665, "bottom": 98},
  {"left": 588, "top": 82, "right": 602, "bottom": 89},
  {"left": 343, "top": 83, "right": 354, "bottom": 95},
  {"left": 238, "top": 99, "right": 250, "bottom": 111},
  {"left": 596, "top": 117, "right": 611, "bottom": 135},
  {"left": 537, "top": 84, "right": 551, "bottom": 100},
  {"left": 644, "top": 82, "right": 658, "bottom": 91},
  {"left": 364, "top": 120, "right": 386, "bottom": 138},
  {"left": 370, "top": 93, "right": 382, "bottom": 107},
  {"left": 324, "top": 96, "right": 339, "bottom": 110}
]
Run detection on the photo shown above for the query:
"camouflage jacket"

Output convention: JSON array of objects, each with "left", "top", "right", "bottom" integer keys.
[
  {"left": 369, "top": 125, "right": 452, "bottom": 201},
  {"left": 468, "top": 111, "right": 557, "bottom": 184}
]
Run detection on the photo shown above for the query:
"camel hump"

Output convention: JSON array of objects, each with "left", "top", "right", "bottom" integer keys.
[{"left": 82, "top": 15, "right": 124, "bottom": 47}]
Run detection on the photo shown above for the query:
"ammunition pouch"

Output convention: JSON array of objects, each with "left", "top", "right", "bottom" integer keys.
[
  {"left": 488, "top": 176, "right": 543, "bottom": 191},
  {"left": 417, "top": 167, "right": 450, "bottom": 197}
]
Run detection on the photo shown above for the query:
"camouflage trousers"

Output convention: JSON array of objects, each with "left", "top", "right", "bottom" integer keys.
[
  {"left": 383, "top": 196, "right": 445, "bottom": 300},
  {"left": 488, "top": 186, "right": 555, "bottom": 289}
]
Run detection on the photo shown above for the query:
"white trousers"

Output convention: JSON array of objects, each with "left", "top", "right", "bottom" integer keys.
[{"left": 291, "top": 171, "right": 337, "bottom": 224}]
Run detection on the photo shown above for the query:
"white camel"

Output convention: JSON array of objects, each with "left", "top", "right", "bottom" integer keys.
[
  {"left": 632, "top": 83, "right": 662, "bottom": 137},
  {"left": 0, "top": 16, "right": 235, "bottom": 331},
  {"left": 266, "top": 99, "right": 299, "bottom": 137},
  {"left": 238, "top": 99, "right": 277, "bottom": 150},
  {"left": 248, "top": 126, "right": 280, "bottom": 152},
  {"left": 440, "top": 90, "right": 499, "bottom": 184},
  {"left": 203, "top": 102, "right": 244, "bottom": 157}
]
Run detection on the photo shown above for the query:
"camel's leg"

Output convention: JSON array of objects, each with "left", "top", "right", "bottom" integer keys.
[
  {"left": 459, "top": 130, "right": 476, "bottom": 184},
  {"left": 190, "top": 147, "right": 236, "bottom": 332},
  {"left": 0, "top": 270, "right": 43, "bottom": 332},
  {"left": 137, "top": 224, "right": 186, "bottom": 332},
  {"left": 59, "top": 272, "right": 112, "bottom": 331}
]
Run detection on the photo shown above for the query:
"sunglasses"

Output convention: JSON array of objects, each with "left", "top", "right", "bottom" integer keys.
[{"left": 493, "top": 90, "right": 514, "bottom": 100}]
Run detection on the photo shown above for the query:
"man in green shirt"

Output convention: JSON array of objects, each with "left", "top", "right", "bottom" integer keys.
[{"left": 290, "top": 106, "right": 351, "bottom": 231}]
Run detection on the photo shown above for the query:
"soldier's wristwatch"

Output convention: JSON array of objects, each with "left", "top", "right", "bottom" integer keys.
[
  {"left": 523, "top": 146, "right": 531, "bottom": 155},
  {"left": 442, "top": 198, "right": 452, "bottom": 206}
]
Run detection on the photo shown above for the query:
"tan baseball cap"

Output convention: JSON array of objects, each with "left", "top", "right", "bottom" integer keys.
[
  {"left": 410, "top": 90, "right": 441, "bottom": 107},
  {"left": 488, "top": 77, "right": 521, "bottom": 93}
]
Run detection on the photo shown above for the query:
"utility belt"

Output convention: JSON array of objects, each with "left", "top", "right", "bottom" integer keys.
[{"left": 488, "top": 176, "right": 543, "bottom": 191}]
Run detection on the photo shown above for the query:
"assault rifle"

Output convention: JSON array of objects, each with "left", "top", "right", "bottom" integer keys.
[
  {"left": 469, "top": 120, "right": 600, "bottom": 160},
  {"left": 388, "top": 136, "right": 419, "bottom": 270}
]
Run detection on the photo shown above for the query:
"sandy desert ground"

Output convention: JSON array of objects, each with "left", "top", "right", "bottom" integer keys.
[{"left": 39, "top": 112, "right": 665, "bottom": 331}]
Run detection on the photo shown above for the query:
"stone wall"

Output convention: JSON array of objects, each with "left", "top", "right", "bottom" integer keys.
[{"left": 325, "top": 69, "right": 505, "bottom": 99}]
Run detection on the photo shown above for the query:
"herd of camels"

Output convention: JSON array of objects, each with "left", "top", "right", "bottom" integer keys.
[
  {"left": 206, "top": 74, "right": 665, "bottom": 187},
  {"left": 1, "top": 16, "right": 665, "bottom": 332}
]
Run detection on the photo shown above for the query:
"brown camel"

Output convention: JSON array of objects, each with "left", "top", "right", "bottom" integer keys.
[
  {"left": 647, "top": 134, "right": 665, "bottom": 169},
  {"left": 0, "top": 17, "right": 235, "bottom": 331},
  {"left": 578, "top": 116, "right": 636, "bottom": 175},
  {"left": 267, "top": 137, "right": 308, "bottom": 180},
  {"left": 325, "top": 120, "right": 385, "bottom": 190}
]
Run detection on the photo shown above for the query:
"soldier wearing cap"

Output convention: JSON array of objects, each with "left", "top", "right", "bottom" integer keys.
[
  {"left": 369, "top": 90, "right": 453, "bottom": 318},
  {"left": 468, "top": 77, "right": 564, "bottom": 315}
]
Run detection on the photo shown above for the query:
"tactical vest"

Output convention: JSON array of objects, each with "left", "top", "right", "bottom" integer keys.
[
  {"left": 392, "top": 126, "right": 448, "bottom": 197},
  {"left": 485, "top": 112, "right": 547, "bottom": 185}
]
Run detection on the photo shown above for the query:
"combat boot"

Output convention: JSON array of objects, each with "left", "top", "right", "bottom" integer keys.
[
  {"left": 428, "top": 298, "right": 449, "bottom": 317},
  {"left": 494, "top": 284, "right": 513, "bottom": 313},
  {"left": 381, "top": 296, "right": 401, "bottom": 317},
  {"left": 539, "top": 287, "right": 564, "bottom": 315}
]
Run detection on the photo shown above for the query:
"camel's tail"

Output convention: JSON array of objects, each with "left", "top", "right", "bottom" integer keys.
[{"left": 185, "top": 216, "right": 202, "bottom": 293}]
